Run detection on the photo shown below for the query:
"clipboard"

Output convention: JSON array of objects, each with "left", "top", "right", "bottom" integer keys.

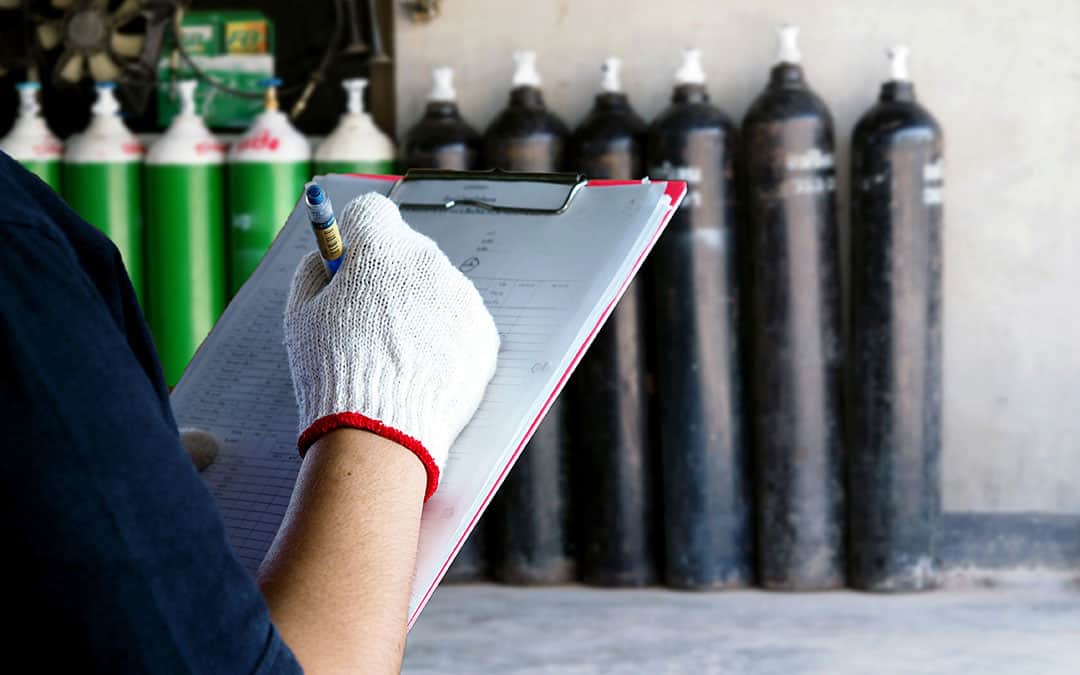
[{"left": 170, "top": 169, "right": 686, "bottom": 629}]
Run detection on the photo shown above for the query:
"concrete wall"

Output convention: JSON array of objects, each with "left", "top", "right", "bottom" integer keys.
[{"left": 393, "top": 1, "right": 1080, "bottom": 517}]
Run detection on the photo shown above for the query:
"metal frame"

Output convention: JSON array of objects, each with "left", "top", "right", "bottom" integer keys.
[{"left": 388, "top": 168, "right": 587, "bottom": 215}]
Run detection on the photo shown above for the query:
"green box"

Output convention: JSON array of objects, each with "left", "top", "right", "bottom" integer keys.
[{"left": 157, "top": 11, "right": 275, "bottom": 129}]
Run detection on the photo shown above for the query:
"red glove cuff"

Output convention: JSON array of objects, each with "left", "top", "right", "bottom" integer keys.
[{"left": 298, "top": 412, "right": 441, "bottom": 501}]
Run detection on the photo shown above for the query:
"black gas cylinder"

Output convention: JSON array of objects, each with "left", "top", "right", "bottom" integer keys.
[
  {"left": 484, "top": 51, "right": 575, "bottom": 584},
  {"left": 741, "top": 26, "right": 846, "bottom": 590},
  {"left": 647, "top": 49, "right": 752, "bottom": 589},
  {"left": 849, "top": 46, "right": 944, "bottom": 592},
  {"left": 402, "top": 67, "right": 481, "bottom": 172},
  {"left": 570, "top": 57, "right": 656, "bottom": 587}
]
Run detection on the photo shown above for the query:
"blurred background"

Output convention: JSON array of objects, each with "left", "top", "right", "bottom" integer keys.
[
  {"left": 2, "top": 0, "right": 1078, "bottom": 672},
  {"left": 395, "top": 1, "right": 1080, "bottom": 524}
]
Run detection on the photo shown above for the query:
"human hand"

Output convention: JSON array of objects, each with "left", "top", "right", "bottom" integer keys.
[{"left": 283, "top": 192, "right": 500, "bottom": 500}]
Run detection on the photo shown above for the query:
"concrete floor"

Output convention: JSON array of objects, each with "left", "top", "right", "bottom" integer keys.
[{"left": 403, "top": 578, "right": 1080, "bottom": 674}]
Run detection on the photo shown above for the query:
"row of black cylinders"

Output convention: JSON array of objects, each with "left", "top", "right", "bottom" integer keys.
[{"left": 405, "top": 49, "right": 944, "bottom": 592}]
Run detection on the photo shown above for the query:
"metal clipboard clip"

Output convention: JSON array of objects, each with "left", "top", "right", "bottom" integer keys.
[{"left": 387, "top": 169, "right": 588, "bottom": 216}]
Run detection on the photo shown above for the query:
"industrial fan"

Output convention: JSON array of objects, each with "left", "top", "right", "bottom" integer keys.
[
  {"left": 26, "top": 0, "right": 175, "bottom": 112},
  {"left": 0, "top": 1, "right": 31, "bottom": 78}
]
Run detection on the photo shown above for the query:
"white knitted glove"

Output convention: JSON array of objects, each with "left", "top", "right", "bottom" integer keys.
[{"left": 283, "top": 192, "right": 500, "bottom": 500}]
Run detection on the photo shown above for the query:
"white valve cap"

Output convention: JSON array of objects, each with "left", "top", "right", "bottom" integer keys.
[
  {"left": 429, "top": 67, "right": 456, "bottom": 102},
  {"left": 91, "top": 82, "right": 121, "bottom": 116},
  {"left": 511, "top": 50, "right": 542, "bottom": 87},
  {"left": 343, "top": 78, "right": 368, "bottom": 114},
  {"left": 16, "top": 81, "right": 41, "bottom": 117},
  {"left": 177, "top": 79, "right": 198, "bottom": 116},
  {"left": 675, "top": 48, "right": 706, "bottom": 85},
  {"left": 776, "top": 24, "right": 802, "bottom": 64},
  {"left": 601, "top": 57, "right": 621, "bottom": 93},
  {"left": 888, "top": 45, "right": 910, "bottom": 81}
]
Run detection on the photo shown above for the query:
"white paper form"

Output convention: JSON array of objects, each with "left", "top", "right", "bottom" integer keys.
[{"left": 170, "top": 173, "right": 685, "bottom": 628}]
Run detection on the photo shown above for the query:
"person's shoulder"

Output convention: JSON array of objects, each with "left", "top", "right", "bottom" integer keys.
[
  {"left": 0, "top": 156, "right": 59, "bottom": 233},
  {"left": 0, "top": 216, "right": 70, "bottom": 266},
  {"left": 0, "top": 152, "right": 120, "bottom": 271}
]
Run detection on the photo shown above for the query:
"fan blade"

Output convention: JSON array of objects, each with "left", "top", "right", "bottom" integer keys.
[
  {"left": 112, "top": 0, "right": 141, "bottom": 17},
  {"left": 52, "top": 0, "right": 75, "bottom": 9},
  {"left": 110, "top": 31, "right": 144, "bottom": 58},
  {"left": 0, "top": 0, "right": 22, "bottom": 9},
  {"left": 88, "top": 50, "right": 121, "bottom": 80},
  {"left": 91, "top": 0, "right": 108, "bottom": 10},
  {"left": 57, "top": 52, "right": 86, "bottom": 83},
  {"left": 36, "top": 21, "right": 63, "bottom": 50}
]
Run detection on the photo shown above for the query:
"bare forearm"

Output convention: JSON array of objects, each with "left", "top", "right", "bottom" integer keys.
[{"left": 257, "top": 429, "right": 426, "bottom": 674}]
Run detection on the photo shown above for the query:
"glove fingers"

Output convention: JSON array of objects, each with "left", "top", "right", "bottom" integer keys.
[
  {"left": 338, "top": 191, "right": 409, "bottom": 246},
  {"left": 285, "top": 250, "right": 329, "bottom": 314}
]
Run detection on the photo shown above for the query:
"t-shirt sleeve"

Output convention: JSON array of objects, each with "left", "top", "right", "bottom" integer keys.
[{"left": 0, "top": 220, "right": 302, "bottom": 674}]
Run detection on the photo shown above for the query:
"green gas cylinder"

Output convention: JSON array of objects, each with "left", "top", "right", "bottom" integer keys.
[
  {"left": 0, "top": 81, "right": 63, "bottom": 190},
  {"left": 227, "top": 78, "right": 311, "bottom": 294},
  {"left": 144, "top": 80, "right": 226, "bottom": 386},
  {"left": 313, "top": 78, "right": 396, "bottom": 175},
  {"left": 62, "top": 82, "right": 145, "bottom": 301}
]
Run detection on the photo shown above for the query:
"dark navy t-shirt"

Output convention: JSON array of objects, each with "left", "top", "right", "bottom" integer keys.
[{"left": 0, "top": 153, "right": 301, "bottom": 673}]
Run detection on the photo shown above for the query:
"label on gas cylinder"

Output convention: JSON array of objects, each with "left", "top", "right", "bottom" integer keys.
[
  {"left": 922, "top": 159, "right": 944, "bottom": 205},
  {"left": 649, "top": 161, "right": 703, "bottom": 207},
  {"left": 782, "top": 148, "right": 836, "bottom": 197}
]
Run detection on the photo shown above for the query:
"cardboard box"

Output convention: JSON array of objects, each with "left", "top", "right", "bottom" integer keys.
[{"left": 157, "top": 11, "right": 275, "bottom": 129}]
